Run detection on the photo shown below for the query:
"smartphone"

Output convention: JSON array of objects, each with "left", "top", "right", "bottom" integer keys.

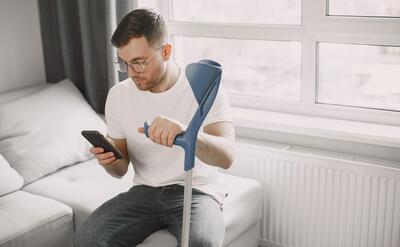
[{"left": 81, "top": 130, "right": 123, "bottom": 160}]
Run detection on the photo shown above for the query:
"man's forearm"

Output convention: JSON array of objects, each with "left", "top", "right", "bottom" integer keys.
[
  {"left": 103, "top": 158, "right": 130, "bottom": 178},
  {"left": 195, "top": 132, "right": 235, "bottom": 169}
]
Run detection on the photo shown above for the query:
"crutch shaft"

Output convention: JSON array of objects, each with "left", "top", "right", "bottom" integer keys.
[{"left": 181, "top": 170, "right": 193, "bottom": 247}]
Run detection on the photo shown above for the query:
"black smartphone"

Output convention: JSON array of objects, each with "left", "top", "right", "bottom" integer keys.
[{"left": 81, "top": 130, "right": 123, "bottom": 160}]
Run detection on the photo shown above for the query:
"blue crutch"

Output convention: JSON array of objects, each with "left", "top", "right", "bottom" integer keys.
[{"left": 144, "top": 59, "right": 222, "bottom": 247}]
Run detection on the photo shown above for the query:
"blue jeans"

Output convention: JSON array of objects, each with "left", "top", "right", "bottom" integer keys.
[{"left": 73, "top": 184, "right": 225, "bottom": 247}]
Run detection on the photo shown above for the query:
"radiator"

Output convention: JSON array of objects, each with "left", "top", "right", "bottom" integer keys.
[{"left": 225, "top": 141, "right": 400, "bottom": 247}]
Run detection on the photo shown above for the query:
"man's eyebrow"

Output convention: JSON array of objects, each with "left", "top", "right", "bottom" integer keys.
[
  {"left": 129, "top": 57, "right": 146, "bottom": 63},
  {"left": 118, "top": 56, "right": 146, "bottom": 63}
]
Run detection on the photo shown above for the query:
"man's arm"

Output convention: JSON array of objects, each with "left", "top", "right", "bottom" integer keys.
[
  {"left": 90, "top": 137, "right": 130, "bottom": 178},
  {"left": 138, "top": 116, "right": 236, "bottom": 170},
  {"left": 195, "top": 121, "right": 235, "bottom": 169}
]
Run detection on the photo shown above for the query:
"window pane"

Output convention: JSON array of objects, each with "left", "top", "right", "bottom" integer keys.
[
  {"left": 137, "top": 0, "right": 160, "bottom": 10},
  {"left": 317, "top": 43, "right": 400, "bottom": 111},
  {"left": 171, "top": 0, "right": 301, "bottom": 25},
  {"left": 174, "top": 36, "right": 301, "bottom": 101},
  {"left": 328, "top": 0, "right": 400, "bottom": 17}
]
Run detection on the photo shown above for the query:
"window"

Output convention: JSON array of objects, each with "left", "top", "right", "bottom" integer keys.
[
  {"left": 328, "top": 0, "right": 400, "bottom": 17},
  {"left": 137, "top": 0, "right": 400, "bottom": 125},
  {"left": 170, "top": 0, "right": 301, "bottom": 25},
  {"left": 318, "top": 43, "right": 400, "bottom": 111},
  {"left": 174, "top": 36, "right": 302, "bottom": 101}
]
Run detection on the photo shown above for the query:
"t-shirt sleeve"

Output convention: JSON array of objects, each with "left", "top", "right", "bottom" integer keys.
[
  {"left": 203, "top": 84, "right": 233, "bottom": 127},
  {"left": 105, "top": 86, "right": 125, "bottom": 139}
]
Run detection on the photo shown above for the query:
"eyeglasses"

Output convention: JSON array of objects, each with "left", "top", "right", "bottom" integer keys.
[{"left": 115, "top": 46, "right": 163, "bottom": 73}]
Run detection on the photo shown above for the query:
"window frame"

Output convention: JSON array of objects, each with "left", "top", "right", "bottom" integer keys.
[{"left": 136, "top": 0, "right": 400, "bottom": 126}]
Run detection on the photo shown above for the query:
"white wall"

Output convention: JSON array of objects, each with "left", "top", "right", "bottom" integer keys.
[{"left": 0, "top": 0, "right": 46, "bottom": 93}]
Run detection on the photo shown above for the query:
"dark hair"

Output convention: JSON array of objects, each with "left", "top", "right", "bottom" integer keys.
[{"left": 111, "top": 8, "right": 167, "bottom": 48}]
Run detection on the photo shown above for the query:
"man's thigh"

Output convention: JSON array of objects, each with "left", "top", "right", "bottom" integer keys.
[
  {"left": 73, "top": 185, "right": 164, "bottom": 247},
  {"left": 163, "top": 187, "right": 225, "bottom": 247}
]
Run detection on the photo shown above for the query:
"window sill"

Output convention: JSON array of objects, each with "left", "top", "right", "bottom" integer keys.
[{"left": 232, "top": 107, "right": 400, "bottom": 152}]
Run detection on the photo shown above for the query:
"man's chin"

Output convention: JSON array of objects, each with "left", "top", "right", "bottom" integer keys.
[
  {"left": 136, "top": 84, "right": 149, "bottom": 91},
  {"left": 132, "top": 77, "right": 159, "bottom": 92},
  {"left": 133, "top": 79, "right": 149, "bottom": 91},
  {"left": 134, "top": 83, "right": 145, "bottom": 90}
]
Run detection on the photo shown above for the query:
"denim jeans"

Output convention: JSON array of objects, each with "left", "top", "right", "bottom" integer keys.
[{"left": 73, "top": 184, "right": 225, "bottom": 247}]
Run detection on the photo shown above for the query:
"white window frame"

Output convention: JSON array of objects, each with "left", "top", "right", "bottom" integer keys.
[
  {"left": 129, "top": 0, "right": 400, "bottom": 160},
  {"left": 141, "top": 0, "right": 400, "bottom": 126}
]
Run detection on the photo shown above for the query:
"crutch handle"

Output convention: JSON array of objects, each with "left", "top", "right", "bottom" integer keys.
[
  {"left": 143, "top": 121, "right": 151, "bottom": 138},
  {"left": 143, "top": 121, "right": 185, "bottom": 147}
]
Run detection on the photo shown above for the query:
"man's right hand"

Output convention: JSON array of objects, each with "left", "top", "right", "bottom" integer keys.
[
  {"left": 89, "top": 136, "right": 130, "bottom": 178},
  {"left": 90, "top": 147, "right": 117, "bottom": 166}
]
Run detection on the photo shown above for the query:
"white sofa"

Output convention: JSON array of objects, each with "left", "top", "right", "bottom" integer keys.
[{"left": 0, "top": 80, "right": 261, "bottom": 247}]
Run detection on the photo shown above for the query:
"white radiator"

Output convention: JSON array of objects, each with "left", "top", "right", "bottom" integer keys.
[{"left": 226, "top": 141, "right": 400, "bottom": 247}]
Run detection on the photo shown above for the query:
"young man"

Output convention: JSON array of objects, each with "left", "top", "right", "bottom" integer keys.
[{"left": 73, "top": 8, "right": 235, "bottom": 247}]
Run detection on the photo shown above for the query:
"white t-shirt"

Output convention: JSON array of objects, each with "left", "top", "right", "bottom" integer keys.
[{"left": 105, "top": 68, "right": 233, "bottom": 203}]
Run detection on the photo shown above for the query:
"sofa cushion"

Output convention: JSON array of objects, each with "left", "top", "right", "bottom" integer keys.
[
  {"left": 0, "top": 190, "right": 74, "bottom": 247},
  {"left": 219, "top": 173, "right": 262, "bottom": 245},
  {"left": 23, "top": 158, "right": 135, "bottom": 228},
  {"left": 0, "top": 154, "right": 23, "bottom": 196},
  {"left": 0, "top": 83, "right": 49, "bottom": 105},
  {"left": 0, "top": 79, "right": 107, "bottom": 184},
  {"left": 23, "top": 159, "right": 261, "bottom": 246}
]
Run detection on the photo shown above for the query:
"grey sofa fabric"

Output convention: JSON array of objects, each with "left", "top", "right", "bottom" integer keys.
[
  {"left": 0, "top": 191, "right": 73, "bottom": 247},
  {"left": 0, "top": 154, "right": 23, "bottom": 197},
  {"left": 0, "top": 83, "right": 49, "bottom": 105},
  {"left": 23, "top": 158, "right": 134, "bottom": 229}
]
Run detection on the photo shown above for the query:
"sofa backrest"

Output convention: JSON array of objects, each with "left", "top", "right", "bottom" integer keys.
[{"left": 0, "top": 79, "right": 107, "bottom": 184}]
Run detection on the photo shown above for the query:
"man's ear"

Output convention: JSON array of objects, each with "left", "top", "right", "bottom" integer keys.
[{"left": 162, "top": 44, "right": 172, "bottom": 61}]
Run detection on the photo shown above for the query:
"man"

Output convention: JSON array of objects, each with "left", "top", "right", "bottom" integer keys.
[{"left": 73, "top": 8, "right": 235, "bottom": 247}]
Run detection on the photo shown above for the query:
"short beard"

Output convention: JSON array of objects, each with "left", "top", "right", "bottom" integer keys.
[{"left": 132, "top": 63, "right": 167, "bottom": 92}]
